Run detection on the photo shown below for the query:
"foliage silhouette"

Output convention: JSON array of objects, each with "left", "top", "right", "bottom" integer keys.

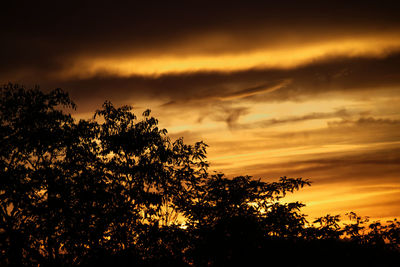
[{"left": 1, "top": 84, "right": 399, "bottom": 266}]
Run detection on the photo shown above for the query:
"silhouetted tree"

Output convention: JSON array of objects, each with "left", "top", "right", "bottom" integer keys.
[
  {"left": 1, "top": 83, "right": 399, "bottom": 266},
  {"left": 176, "top": 174, "right": 311, "bottom": 266},
  {"left": 1, "top": 84, "right": 78, "bottom": 265},
  {"left": 0, "top": 84, "right": 207, "bottom": 266}
]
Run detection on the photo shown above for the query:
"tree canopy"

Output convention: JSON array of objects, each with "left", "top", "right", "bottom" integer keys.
[{"left": 1, "top": 83, "right": 399, "bottom": 266}]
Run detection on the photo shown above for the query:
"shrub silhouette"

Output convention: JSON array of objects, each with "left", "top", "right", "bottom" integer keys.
[{"left": 1, "top": 84, "right": 399, "bottom": 266}]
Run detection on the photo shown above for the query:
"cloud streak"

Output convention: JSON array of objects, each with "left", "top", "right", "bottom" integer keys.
[{"left": 236, "top": 109, "right": 350, "bottom": 129}]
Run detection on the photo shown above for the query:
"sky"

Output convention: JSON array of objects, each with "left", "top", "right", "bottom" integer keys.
[{"left": 1, "top": 1, "right": 400, "bottom": 222}]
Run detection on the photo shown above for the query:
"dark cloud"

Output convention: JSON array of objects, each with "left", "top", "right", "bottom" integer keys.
[
  {"left": 246, "top": 53, "right": 400, "bottom": 103},
  {"left": 217, "top": 80, "right": 291, "bottom": 101},
  {"left": 5, "top": 52, "right": 399, "bottom": 113},
  {"left": 206, "top": 108, "right": 350, "bottom": 130},
  {"left": 211, "top": 106, "right": 250, "bottom": 129},
  {"left": 328, "top": 117, "right": 400, "bottom": 127}
]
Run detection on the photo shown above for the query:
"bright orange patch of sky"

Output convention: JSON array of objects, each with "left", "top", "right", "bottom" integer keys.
[{"left": 64, "top": 34, "right": 400, "bottom": 78}]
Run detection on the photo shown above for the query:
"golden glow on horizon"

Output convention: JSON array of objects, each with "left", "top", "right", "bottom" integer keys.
[
  {"left": 283, "top": 183, "right": 400, "bottom": 222},
  {"left": 148, "top": 94, "right": 400, "bottom": 221}
]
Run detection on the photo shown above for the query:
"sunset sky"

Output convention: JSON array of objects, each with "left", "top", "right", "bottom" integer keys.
[{"left": 2, "top": 1, "right": 400, "bottom": 222}]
